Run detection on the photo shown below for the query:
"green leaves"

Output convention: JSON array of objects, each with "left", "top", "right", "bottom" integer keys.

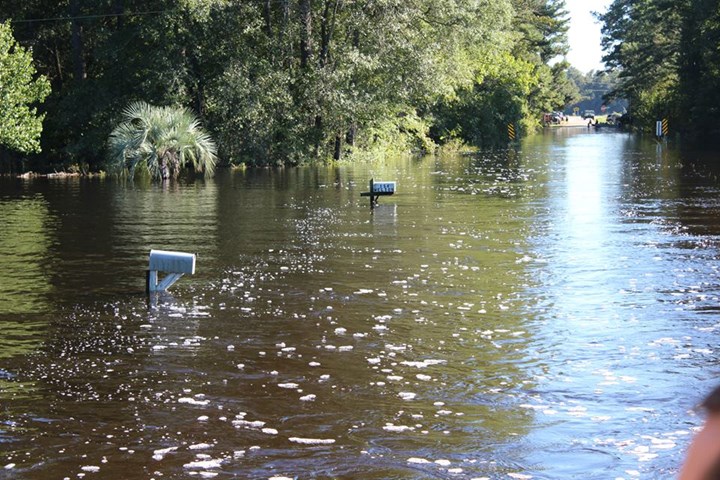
[
  {"left": 9, "top": 0, "right": 576, "bottom": 167},
  {"left": 0, "top": 21, "right": 51, "bottom": 154},
  {"left": 108, "top": 102, "right": 217, "bottom": 180}
]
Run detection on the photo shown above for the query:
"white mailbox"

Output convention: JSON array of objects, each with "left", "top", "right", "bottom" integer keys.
[
  {"left": 147, "top": 249, "right": 196, "bottom": 293},
  {"left": 149, "top": 249, "right": 196, "bottom": 274}
]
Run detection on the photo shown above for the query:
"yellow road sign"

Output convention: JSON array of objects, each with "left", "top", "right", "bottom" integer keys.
[{"left": 508, "top": 123, "right": 516, "bottom": 141}]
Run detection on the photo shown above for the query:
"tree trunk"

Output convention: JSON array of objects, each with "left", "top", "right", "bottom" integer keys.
[
  {"left": 113, "top": 0, "right": 124, "bottom": 28},
  {"left": 299, "top": 0, "right": 312, "bottom": 68},
  {"left": 53, "top": 42, "right": 64, "bottom": 88},
  {"left": 263, "top": 0, "right": 272, "bottom": 35},
  {"left": 333, "top": 134, "right": 341, "bottom": 160},
  {"left": 70, "top": 0, "right": 86, "bottom": 82},
  {"left": 319, "top": 0, "right": 340, "bottom": 67},
  {"left": 314, "top": 114, "right": 323, "bottom": 156},
  {"left": 346, "top": 123, "right": 356, "bottom": 147}
]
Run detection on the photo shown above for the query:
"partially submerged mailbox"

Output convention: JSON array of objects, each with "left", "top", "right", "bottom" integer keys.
[
  {"left": 147, "top": 249, "right": 196, "bottom": 293},
  {"left": 361, "top": 179, "right": 396, "bottom": 208}
]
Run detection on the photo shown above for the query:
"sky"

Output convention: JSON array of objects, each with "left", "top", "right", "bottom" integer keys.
[{"left": 564, "top": 0, "right": 614, "bottom": 73}]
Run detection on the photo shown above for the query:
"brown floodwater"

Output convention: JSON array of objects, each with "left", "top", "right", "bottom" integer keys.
[{"left": 2, "top": 129, "right": 720, "bottom": 479}]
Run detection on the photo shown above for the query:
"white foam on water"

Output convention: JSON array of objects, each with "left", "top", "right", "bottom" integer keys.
[
  {"left": 367, "top": 358, "right": 382, "bottom": 364},
  {"left": 152, "top": 446, "right": 178, "bottom": 461},
  {"left": 398, "top": 392, "right": 416, "bottom": 400},
  {"left": 184, "top": 459, "right": 224, "bottom": 469},
  {"left": 80, "top": 466, "right": 100, "bottom": 473},
  {"left": 189, "top": 443, "right": 212, "bottom": 450},
  {"left": 269, "top": 477, "right": 294, "bottom": 480},
  {"left": 262, "top": 428, "right": 279, "bottom": 435},
  {"left": 338, "top": 346, "right": 353, "bottom": 352},
  {"left": 278, "top": 383, "right": 299, "bottom": 389},
  {"left": 334, "top": 328, "right": 347, "bottom": 335},
  {"left": 407, "top": 457, "right": 430, "bottom": 464},
  {"left": 435, "top": 459, "right": 451, "bottom": 466},
  {"left": 507, "top": 474, "right": 532, "bottom": 479},
  {"left": 308, "top": 361, "right": 321, "bottom": 367},
  {"left": 416, "top": 374, "right": 431, "bottom": 381},
  {"left": 387, "top": 375, "right": 403, "bottom": 381},
  {"left": 179, "top": 398, "right": 210, "bottom": 406},
  {"left": 197, "top": 416, "right": 209, "bottom": 421},
  {"left": 383, "top": 424, "right": 414, "bottom": 432},
  {"left": 233, "top": 419, "right": 266, "bottom": 429},
  {"left": 288, "top": 437, "right": 335, "bottom": 445},
  {"left": 300, "top": 394, "right": 316, "bottom": 402},
  {"left": 401, "top": 359, "right": 446, "bottom": 368},
  {"left": 3, "top": 464, "right": 15, "bottom": 470},
  {"left": 648, "top": 438, "right": 676, "bottom": 449}
]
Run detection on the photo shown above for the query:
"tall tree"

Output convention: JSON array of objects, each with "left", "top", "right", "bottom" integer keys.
[
  {"left": 0, "top": 21, "right": 51, "bottom": 154},
  {"left": 599, "top": 0, "right": 687, "bottom": 134}
]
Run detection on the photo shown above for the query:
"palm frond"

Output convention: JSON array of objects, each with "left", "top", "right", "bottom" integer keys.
[{"left": 106, "top": 101, "right": 218, "bottom": 180}]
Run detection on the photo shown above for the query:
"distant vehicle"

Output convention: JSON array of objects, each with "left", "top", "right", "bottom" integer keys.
[
  {"left": 582, "top": 110, "right": 596, "bottom": 120},
  {"left": 543, "top": 112, "right": 562, "bottom": 125}
]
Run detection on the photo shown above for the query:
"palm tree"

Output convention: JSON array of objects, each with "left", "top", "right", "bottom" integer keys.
[{"left": 108, "top": 102, "right": 217, "bottom": 180}]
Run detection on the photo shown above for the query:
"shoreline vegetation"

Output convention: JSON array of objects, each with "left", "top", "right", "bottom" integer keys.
[
  {"left": 1, "top": 1, "right": 578, "bottom": 175},
  {"left": 6, "top": 0, "right": 714, "bottom": 176}
]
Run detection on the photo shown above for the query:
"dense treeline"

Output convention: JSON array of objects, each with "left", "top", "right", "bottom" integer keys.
[
  {"left": 2, "top": 0, "right": 574, "bottom": 171},
  {"left": 600, "top": 0, "right": 720, "bottom": 141}
]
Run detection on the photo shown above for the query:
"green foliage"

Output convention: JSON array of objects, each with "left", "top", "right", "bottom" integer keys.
[
  {"left": 431, "top": 0, "right": 576, "bottom": 147},
  {"left": 598, "top": 0, "right": 720, "bottom": 140},
  {"left": 107, "top": 102, "right": 217, "bottom": 180},
  {"left": 6, "top": 0, "right": 574, "bottom": 169},
  {"left": 0, "top": 21, "right": 50, "bottom": 154},
  {"left": 431, "top": 53, "right": 538, "bottom": 148}
]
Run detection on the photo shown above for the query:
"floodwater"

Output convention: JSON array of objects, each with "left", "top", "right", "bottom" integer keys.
[{"left": 1, "top": 129, "right": 720, "bottom": 479}]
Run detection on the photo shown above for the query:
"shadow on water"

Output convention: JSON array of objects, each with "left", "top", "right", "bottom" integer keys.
[{"left": 2, "top": 129, "right": 720, "bottom": 478}]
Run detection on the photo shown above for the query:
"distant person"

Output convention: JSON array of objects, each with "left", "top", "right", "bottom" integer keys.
[{"left": 679, "top": 385, "right": 720, "bottom": 479}]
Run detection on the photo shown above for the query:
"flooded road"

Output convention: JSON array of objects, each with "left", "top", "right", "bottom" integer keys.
[{"left": 2, "top": 129, "right": 720, "bottom": 479}]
